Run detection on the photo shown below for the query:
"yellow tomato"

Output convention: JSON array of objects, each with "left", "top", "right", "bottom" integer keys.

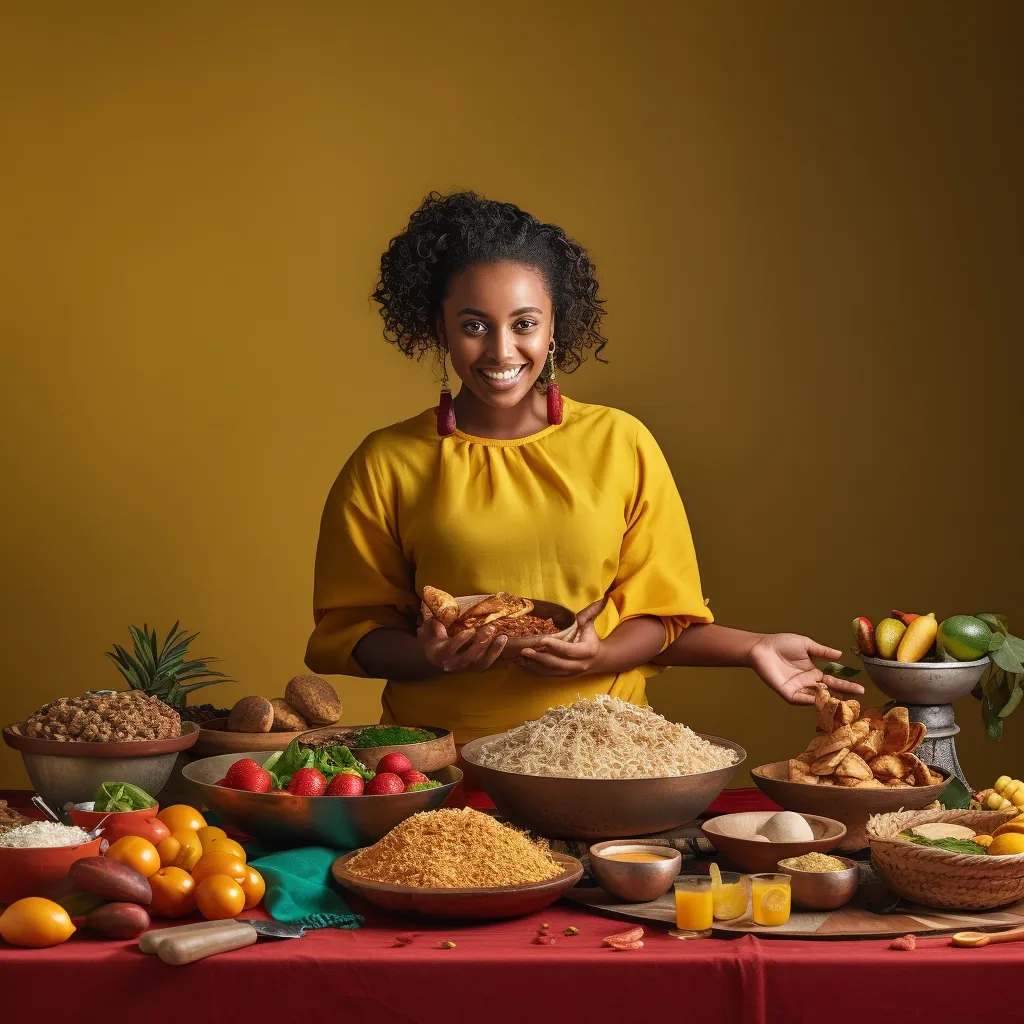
[
  {"left": 156, "top": 835, "right": 181, "bottom": 867},
  {"left": 157, "top": 804, "right": 207, "bottom": 833},
  {"left": 205, "top": 838, "right": 246, "bottom": 863},
  {"left": 196, "top": 825, "right": 228, "bottom": 852},
  {"left": 987, "top": 833, "right": 1024, "bottom": 857},
  {"left": 105, "top": 835, "right": 161, "bottom": 878},
  {"left": 167, "top": 829, "right": 203, "bottom": 871},
  {"left": 196, "top": 874, "right": 245, "bottom": 920},
  {"left": 992, "top": 821, "right": 1024, "bottom": 840},
  {"left": 0, "top": 897, "right": 76, "bottom": 948},
  {"left": 240, "top": 866, "right": 266, "bottom": 910},
  {"left": 191, "top": 851, "right": 248, "bottom": 884},
  {"left": 148, "top": 866, "right": 197, "bottom": 919}
]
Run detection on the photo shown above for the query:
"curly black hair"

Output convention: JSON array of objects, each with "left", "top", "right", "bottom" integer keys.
[{"left": 371, "top": 191, "right": 607, "bottom": 372}]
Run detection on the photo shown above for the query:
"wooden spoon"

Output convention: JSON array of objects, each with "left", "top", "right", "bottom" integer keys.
[{"left": 950, "top": 926, "right": 1024, "bottom": 948}]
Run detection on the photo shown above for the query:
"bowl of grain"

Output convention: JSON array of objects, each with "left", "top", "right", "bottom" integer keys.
[
  {"left": 331, "top": 807, "right": 584, "bottom": 920},
  {"left": 460, "top": 696, "right": 746, "bottom": 838},
  {"left": 0, "top": 822, "right": 105, "bottom": 905},
  {"left": 777, "top": 853, "right": 860, "bottom": 910}
]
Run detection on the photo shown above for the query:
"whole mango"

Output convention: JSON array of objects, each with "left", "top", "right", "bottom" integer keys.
[{"left": 896, "top": 613, "right": 937, "bottom": 663}]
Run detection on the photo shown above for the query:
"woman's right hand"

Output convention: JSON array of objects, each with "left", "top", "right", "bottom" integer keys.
[{"left": 417, "top": 618, "right": 507, "bottom": 673}]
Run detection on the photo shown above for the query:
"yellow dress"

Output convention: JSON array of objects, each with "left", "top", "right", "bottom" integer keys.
[{"left": 305, "top": 397, "right": 712, "bottom": 743}]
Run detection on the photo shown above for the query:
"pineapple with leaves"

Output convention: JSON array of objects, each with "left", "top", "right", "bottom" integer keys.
[{"left": 106, "top": 623, "right": 232, "bottom": 725}]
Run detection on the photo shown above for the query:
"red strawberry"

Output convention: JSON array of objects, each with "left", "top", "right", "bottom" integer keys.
[
  {"left": 399, "top": 769, "right": 430, "bottom": 789},
  {"left": 376, "top": 752, "right": 413, "bottom": 775},
  {"left": 326, "top": 772, "right": 364, "bottom": 797},
  {"left": 852, "top": 616, "right": 876, "bottom": 656},
  {"left": 288, "top": 768, "right": 327, "bottom": 796},
  {"left": 891, "top": 609, "right": 921, "bottom": 626},
  {"left": 215, "top": 777, "right": 229, "bottom": 787},
  {"left": 225, "top": 759, "right": 273, "bottom": 793},
  {"left": 365, "top": 772, "right": 405, "bottom": 795}
]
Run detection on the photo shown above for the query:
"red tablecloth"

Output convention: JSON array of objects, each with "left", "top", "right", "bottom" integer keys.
[{"left": 1, "top": 790, "right": 1015, "bottom": 1022}]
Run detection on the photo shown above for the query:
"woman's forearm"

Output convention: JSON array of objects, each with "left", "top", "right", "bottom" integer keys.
[
  {"left": 591, "top": 616, "right": 670, "bottom": 675},
  {"left": 351, "top": 629, "right": 443, "bottom": 681},
  {"left": 652, "top": 623, "right": 766, "bottom": 668}
]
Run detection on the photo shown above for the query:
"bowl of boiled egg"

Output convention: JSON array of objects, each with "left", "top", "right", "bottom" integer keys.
[{"left": 701, "top": 810, "right": 847, "bottom": 874}]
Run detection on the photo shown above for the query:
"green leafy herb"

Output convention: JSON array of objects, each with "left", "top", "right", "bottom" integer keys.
[
  {"left": 939, "top": 778, "right": 973, "bottom": 810},
  {"left": 973, "top": 614, "right": 1024, "bottom": 740},
  {"left": 902, "top": 834, "right": 987, "bottom": 855},
  {"left": 405, "top": 780, "right": 442, "bottom": 792},
  {"left": 352, "top": 726, "right": 434, "bottom": 747},
  {"left": 822, "top": 662, "right": 861, "bottom": 681},
  {"left": 94, "top": 782, "right": 157, "bottom": 812},
  {"left": 263, "top": 739, "right": 373, "bottom": 789}
]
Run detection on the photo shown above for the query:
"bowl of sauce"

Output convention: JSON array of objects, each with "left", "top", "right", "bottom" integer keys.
[{"left": 588, "top": 841, "right": 681, "bottom": 902}]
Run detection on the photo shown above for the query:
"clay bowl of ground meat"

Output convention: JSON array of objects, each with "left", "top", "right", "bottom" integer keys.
[
  {"left": 444, "top": 595, "right": 578, "bottom": 660},
  {"left": 3, "top": 691, "right": 199, "bottom": 808}
]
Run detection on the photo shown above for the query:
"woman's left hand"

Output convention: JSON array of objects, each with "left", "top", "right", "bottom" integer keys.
[
  {"left": 746, "top": 633, "right": 865, "bottom": 705},
  {"left": 515, "top": 600, "right": 607, "bottom": 677}
]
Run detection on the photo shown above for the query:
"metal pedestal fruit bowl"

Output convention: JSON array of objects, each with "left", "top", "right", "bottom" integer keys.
[
  {"left": 2, "top": 722, "right": 199, "bottom": 809},
  {"left": 460, "top": 733, "right": 746, "bottom": 839},
  {"left": 857, "top": 655, "right": 989, "bottom": 705},
  {"left": 182, "top": 751, "right": 462, "bottom": 850}
]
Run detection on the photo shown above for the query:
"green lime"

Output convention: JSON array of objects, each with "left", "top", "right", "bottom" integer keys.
[{"left": 937, "top": 615, "right": 992, "bottom": 662}]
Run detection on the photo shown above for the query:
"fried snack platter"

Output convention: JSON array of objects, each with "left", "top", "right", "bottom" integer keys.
[
  {"left": 787, "top": 690, "right": 944, "bottom": 791},
  {"left": 420, "top": 587, "right": 578, "bottom": 655}
]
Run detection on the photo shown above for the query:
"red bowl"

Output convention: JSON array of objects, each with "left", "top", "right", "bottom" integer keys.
[
  {"left": 0, "top": 837, "right": 104, "bottom": 906},
  {"left": 67, "top": 804, "right": 159, "bottom": 831}
]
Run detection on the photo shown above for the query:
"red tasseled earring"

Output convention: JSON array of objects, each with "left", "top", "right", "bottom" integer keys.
[
  {"left": 545, "top": 344, "right": 563, "bottom": 425},
  {"left": 436, "top": 356, "right": 456, "bottom": 437}
]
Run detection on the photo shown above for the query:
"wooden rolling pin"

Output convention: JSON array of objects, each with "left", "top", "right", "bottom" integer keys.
[
  {"left": 155, "top": 921, "right": 259, "bottom": 965},
  {"left": 140, "top": 920, "right": 237, "bottom": 956}
]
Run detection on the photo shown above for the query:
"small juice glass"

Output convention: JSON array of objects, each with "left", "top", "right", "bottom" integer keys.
[
  {"left": 711, "top": 871, "right": 749, "bottom": 921},
  {"left": 674, "top": 876, "right": 713, "bottom": 933},
  {"left": 750, "top": 873, "right": 791, "bottom": 927}
]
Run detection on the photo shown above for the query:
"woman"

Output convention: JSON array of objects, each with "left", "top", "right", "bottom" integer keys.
[{"left": 305, "top": 192, "right": 862, "bottom": 744}]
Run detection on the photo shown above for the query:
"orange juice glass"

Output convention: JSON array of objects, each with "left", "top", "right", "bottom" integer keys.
[
  {"left": 712, "top": 871, "right": 749, "bottom": 921},
  {"left": 674, "top": 876, "right": 713, "bottom": 932},
  {"left": 750, "top": 873, "right": 791, "bottom": 926}
]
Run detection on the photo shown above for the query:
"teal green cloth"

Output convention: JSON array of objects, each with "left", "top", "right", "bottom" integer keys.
[{"left": 247, "top": 846, "right": 363, "bottom": 931}]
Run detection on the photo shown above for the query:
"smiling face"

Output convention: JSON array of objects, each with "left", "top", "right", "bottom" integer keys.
[{"left": 438, "top": 261, "right": 554, "bottom": 409}]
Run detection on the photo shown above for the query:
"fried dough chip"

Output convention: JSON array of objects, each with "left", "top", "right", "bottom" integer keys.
[
  {"left": 861, "top": 706, "right": 885, "bottom": 725},
  {"left": 421, "top": 586, "right": 459, "bottom": 627},
  {"left": 818, "top": 777, "right": 835, "bottom": 785},
  {"left": 811, "top": 748, "right": 849, "bottom": 775},
  {"left": 837, "top": 699, "right": 861, "bottom": 726},
  {"left": 924, "top": 766, "right": 945, "bottom": 786},
  {"left": 814, "top": 688, "right": 840, "bottom": 733},
  {"left": 836, "top": 752, "right": 873, "bottom": 781},
  {"left": 789, "top": 758, "right": 818, "bottom": 783},
  {"left": 451, "top": 592, "right": 534, "bottom": 633},
  {"left": 869, "top": 754, "right": 905, "bottom": 779},
  {"left": 851, "top": 777, "right": 885, "bottom": 789},
  {"left": 815, "top": 725, "right": 855, "bottom": 758},
  {"left": 906, "top": 721, "right": 926, "bottom": 753},
  {"left": 854, "top": 728, "right": 885, "bottom": 760},
  {"left": 881, "top": 707, "right": 911, "bottom": 755},
  {"left": 850, "top": 719, "right": 872, "bottom": 744}
]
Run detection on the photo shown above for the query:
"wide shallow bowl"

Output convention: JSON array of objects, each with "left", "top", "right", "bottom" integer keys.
[
  {"left": 2, "top": 723, "right": 199, "bottom": 809},
  {"left": 751, "top": 761, "right": 951, "bottom": 850},
  {"left": 0, "top": 837, "right": 105, "bottom": 906},
  {"left": 450, "top": 595, "right": 577, "bottom": 659},
  {"left": 461, "top": 734, "right": 746, "bottom": 839},
  {"left": 331, "top": 849, "right": 583, "bottom": 920},
  {"left": 296, "top": 724, "right": 457, "bottom": 773},
  {"left": 588, "top": 841, "right": 682, "bottom": 902},
  {"left": 857, "top": 655, "right": 989, "bottom": 705},
  {"left": 192, "top": 719, "right": 307, "bottom": 757},
  {"left": 701, "top": 811, "right": 846, "bottom": 874},
  {"left": 182, "top": 751, "right": 462, "bottom": 850},
  {"left": 777, "top": 855, "right": 860, "bottom": 910}
]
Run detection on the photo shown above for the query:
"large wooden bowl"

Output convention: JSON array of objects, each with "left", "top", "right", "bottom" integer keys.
[
  {"left": 461, "top": 733, "right": 746, "bottom": 839},
  {"left": 296, "top": 724, "right": 456, "bottom": 773},
  {"left": 450, "top": 595, "right": 577, "bottom": 659},
  {"left": 751, "top": 761, "right": 951, "bottom": 851},
  {"left": 701, "top": 811, "right": 846, "bottom": 873},
  {"left": 192, "top": 718, "right": 307, "bottom": 757},
  {"left": 331, "top": 850, "right": 583, "bottom": 920}
]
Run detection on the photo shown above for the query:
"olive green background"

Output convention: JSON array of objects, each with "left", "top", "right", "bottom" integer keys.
[{"left": 2, "top": 2, "right": 1021, "bottom": 790}]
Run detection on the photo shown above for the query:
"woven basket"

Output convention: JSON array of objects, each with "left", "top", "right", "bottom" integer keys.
[{"left": 868, "top": 808, "right": 1024, "bottom": 910}]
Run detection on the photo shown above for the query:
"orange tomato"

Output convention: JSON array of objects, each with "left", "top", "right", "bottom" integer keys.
[
  {"left": 157, "top": 804, "right": 207, "bottom": 833},
  {"left": 105, "top": 835, "right": 161, "bottom": 878},
  {"left": 196, "top": 825, "right": 228, "bottom": 852},
  {"left": 191, "top": 851, "right": 248, "bottom": 884},
  {"left": 205, "top": 837, "right": 246, "bottom": 863},
  {"left": 195, "top": 874, "right": 245, "bottom": 920},
  {"left": 167, "top": 829, "right": 203, "bottom": 872},
  {"left": 156, "top": 835, "right": 181, "bottom": 867},
  {"left": 240, "top": 866, "right": 266, "bottom": 910},
  {"left": 148, "top": 866, "right": 197, "bottom": 918},
  {"left": 0, "top": 897, "right": 76, "bottom": 948}
]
